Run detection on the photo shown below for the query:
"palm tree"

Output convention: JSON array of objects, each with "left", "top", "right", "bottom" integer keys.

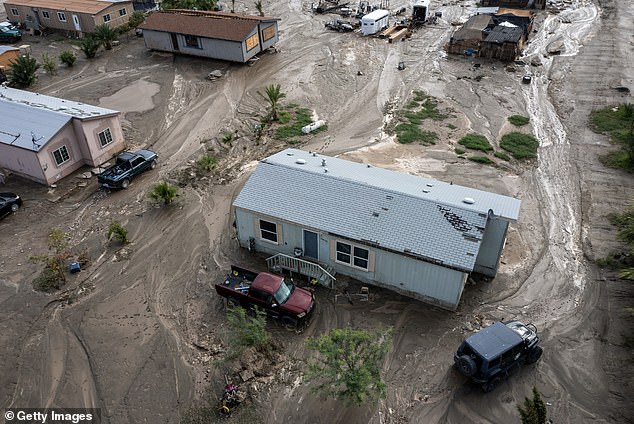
[
  {"left": 8, "top": 54, "right": 39, "bottom": 87},
  {"left": 255, "top": 0, "right": 264, "bottom": 16},
  {"left": 93, "top": 24, "right": 118, "bottom": 50},
  {"left": 258, "top": 84, "right": 286, "bottom": 121}
]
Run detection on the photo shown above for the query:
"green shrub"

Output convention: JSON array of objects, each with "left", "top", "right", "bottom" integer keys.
[
  {"left": 275, "top": 107, "right": 325, "bottom": 139},
  {"left": 226, "top": 306, "right": 271, "bottom": 358},
  {"left": 395, "top": 123, "right": 437, "bottom": 144},
  {"left": 468, "top": 155, "right": 494, "bottom": 164},
  {"left": 8, "top": 54, "right": 39, "bottom": 88},
  {"left": 59, "top": 50, "right": 77, "bottom": 67},
  {"left": 41, "top": 53, "right": 57, "bottom": 75},
  {"left": 494, "top": 151, "right": 511, "bottom": 161},
  {"left": 127, "top": 11, "right": 145, "bottom": 28},
  {"left": 107, "top": 222, "right": 129, "bottom": 244},
  {"left": 196, "top": 154, "right": 218, "bottom": 173},
  {"left": 455, "top": 148, "right": 466, "bottom": 155},
  {"left": 81, "top": 36, "right": 100, "bottom": 59},
  {"left": 508, "top": 115, "right": 530, "bottom": 126},
  {"left": 149, "top": 181, "right": 179, "bottom": 205},
  {"left": 500, "top": 132, "right": 539, "bottom": 159},
  {"left": 458, "top": 133, "right": 492, "bottom": 152}
]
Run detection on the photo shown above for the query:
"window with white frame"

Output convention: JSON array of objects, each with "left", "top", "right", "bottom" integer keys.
[
  {"left": 52, "top": 146, "right": 70, "bottom": 166},
  {"left": 119, "top": 8, "right": 127, "bottom": 16},
  {"left": 259, "top": 219, "right": 278, "bottom": 243},
  {"left": 42, "top": 10, "right": 50, "bottom": 19},
  {"left": 97, "top": 128, "right": 113, "bottom": 147},
  {"left": 103, "top": 14, "right": 111, "bottom": 23},
  {"left": 335, "top": 241, "right": 369, "bottom": 270},
  {"left": 10, "top": 8, "right": 18, "bottom": 16},
  {"left": 57, "top": 11, "right": 66, "bottom": 22}
]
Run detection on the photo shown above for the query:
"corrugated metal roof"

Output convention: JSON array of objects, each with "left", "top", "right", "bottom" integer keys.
[
  {"left": 484, "top": 25, "right": 524, "bottom": 43},
  {"left": 0, "top": 99, "right": 71, "bottom": 152},
  {"left": 4, "top": 0, "right": 127, "bottom": 14},
  {"left": 140, "top": 10, "right": 278, "bottom": 42},
  {"left": 234, "top": 149, "right": 521, "bottom": 272},
  {"left": 0, "top": 87, "right": 119, "bottom": 120}
]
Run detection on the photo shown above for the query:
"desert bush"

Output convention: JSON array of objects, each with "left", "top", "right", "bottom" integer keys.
[
  {"left": 226, "top": 306, "right": 271, "bottom": 358},
  {"left": 30, "top": 228, "right": 71, "bottom": 291},
  {"left": 494, "top": 151, "right": 511, "bottom": 161},
  {"left": 149, "top": 181, "right": 179, "bottom": 205},
  {"left": 59, "top": 50, "right": 77, "bottom": 67},
  {"left": 508, "top": 115, "right": 530, "bottom": 126},
  {"left": 458, "top": 133, "right": 493, "bottom": 152},
  {"left": 107, "top": 222, "right": 129, "bottom": 244},
  {"left": 41, "top": 53, "right": 57, "bottom": 75},
  {"left": 196, "top": 154, "right": 218, "bottom": 173},
  {"left": 500, "top": 132, "right": 539, "bottom": 159},
  {"left": 468, "top": 155, "right": 494, "bottom": 164}
]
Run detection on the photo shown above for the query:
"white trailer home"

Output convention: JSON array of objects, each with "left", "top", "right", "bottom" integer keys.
[
  {"left": 412, "top": 0, "right": 431, "bottom": 24},
  {"left": 360, "top": 9, "right": 389, "bottom": 35}
]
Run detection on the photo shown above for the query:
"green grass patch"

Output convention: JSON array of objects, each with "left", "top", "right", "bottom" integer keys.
[
  {"left": 405, "top": 100, "right": 419, "bottom": 109},
  {"left": 500, "top": 132, "right": 539, "bottom": 159},
  {"left": 455, "top": 148, "right": 466, "bottom": 155},
  {"left": 590, "top": 104, "right": 634, "bottom": 136},
  {"left": 458, "top": 133, "right": 493, "bottom": 152},
  {"left": 275, "top": 107, "right": 326, "bottom": 140},
  {"left": 494, "top": 151, "right": 511, "bottom": 161},
  {"left": 412, "top": 90, "right": 427, "bottom": 102},
  {"left": 508, "top": 115, "right": 530, "bottom": 126},
  {"left": 468, "top": 155, "right": 495, "bottom": 164},
  {"left": 277, "top": 110, "right": 292, "bottom": 124}
]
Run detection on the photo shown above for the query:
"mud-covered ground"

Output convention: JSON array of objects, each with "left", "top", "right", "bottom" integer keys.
[{"left": 0, "top": 0, "right": 633, "bottom": 423}]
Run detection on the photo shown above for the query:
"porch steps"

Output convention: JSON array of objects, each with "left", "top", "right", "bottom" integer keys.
[{"left": 266, "top": 253, "right": 336, "bottom": 288}]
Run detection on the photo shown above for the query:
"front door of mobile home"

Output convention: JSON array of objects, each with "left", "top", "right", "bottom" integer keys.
[{"left": 303, "top": 230, "right": 318, "bottom": 260}]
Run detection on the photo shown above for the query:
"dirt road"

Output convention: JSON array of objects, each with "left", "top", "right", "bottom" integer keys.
[{"left": 0, "top": 0, "right": 633, "bottom": 423}]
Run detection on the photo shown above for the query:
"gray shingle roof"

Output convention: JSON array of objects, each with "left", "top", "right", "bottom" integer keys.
[
  {"left": 484, "top": 25, "right": 524, "bottom": 44},
  {"left": 233, "top": 149, "right": 521, "bottom": 272}
]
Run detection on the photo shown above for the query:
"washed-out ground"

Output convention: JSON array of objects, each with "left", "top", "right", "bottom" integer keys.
[{"left": 0, "top": 0, "right": 633, "bottom": 423}]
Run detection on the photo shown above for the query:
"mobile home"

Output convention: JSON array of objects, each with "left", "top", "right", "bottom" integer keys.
[
  {"left": 233, "top": 149, "right": 521, "bottom": 311},
  {"left": 360, "top": 9, "right": 389, "bottom": 36}
]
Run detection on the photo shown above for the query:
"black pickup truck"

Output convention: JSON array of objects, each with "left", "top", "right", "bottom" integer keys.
[
  {"left": 98, "top": 149, "right": 158, "bottom": 189},
  {"left": 215, "top": 266, "right": 316, "bottom": 327}
]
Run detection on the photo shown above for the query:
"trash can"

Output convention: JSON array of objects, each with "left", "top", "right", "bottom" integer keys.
[{"left": 69, "top": 262, "right": 81, "bottom": 273}]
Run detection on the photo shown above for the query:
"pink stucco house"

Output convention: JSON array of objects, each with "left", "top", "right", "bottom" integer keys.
[{"left": 0, "top": 87, "right": 125, "bottom": 185}]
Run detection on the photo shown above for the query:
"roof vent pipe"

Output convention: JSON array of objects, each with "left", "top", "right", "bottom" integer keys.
[{"left": 322, "top": 159, "right": 327, "bottom": 166}]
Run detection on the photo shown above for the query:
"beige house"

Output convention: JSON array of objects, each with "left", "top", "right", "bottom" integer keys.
[
  {"left": 4, "top": 0, "right": 132, "bottom": 37},
  {"left": 0, "top": 87, "right": 125, "bottom": 185}
]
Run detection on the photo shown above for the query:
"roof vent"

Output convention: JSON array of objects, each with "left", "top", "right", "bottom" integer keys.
[
  {"left": 367, "top": 164, "right": 371, "bottom": 168},
  {"left": 462, "top": 197, "right": 475, "bottom": 205},
  {"left": 422, "top": 189, "right": 430, "bottom": 193},
  {"left": 426, "top": 183, "right": 433, "bottom": 187},
  {"left": 296, "top": 159, "right": 306, "bottom": 165},
  {"left": 286, "top": 152, "right": 294, "bottom": 156},
  {"left": 372, "top": 212, "right": 379, "bottom": 217},
  {"left": 324, "top": 168, "right": 328, "bottom": 173},
  {"left": 321, "top": 159, "right": 327, "bottom": 166},
  {"left": 312, "top": 152, "right": 317, "bottom": 157}
]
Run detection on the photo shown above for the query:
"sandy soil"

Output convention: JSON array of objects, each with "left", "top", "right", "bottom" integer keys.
[{"left": 1, "top": 0, "right": 633, "bottom": 422}]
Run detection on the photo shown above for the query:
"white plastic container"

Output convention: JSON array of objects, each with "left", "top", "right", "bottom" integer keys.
[{"left": 301, "top": 120, "right": 325, "bottom": 134}]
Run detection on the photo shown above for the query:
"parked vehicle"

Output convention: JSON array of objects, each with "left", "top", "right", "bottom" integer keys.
[
  {"left": 0, "top": 192, "right": 22, "bottom": 220},
  {"left": 454, "top": 320, "right": 542, "bottom": 392},
  {"left": 98, "top": 150, "right": 158, "bottom": 189},
  {"left": 522, "top": 74, "right": 532, "bottom": 84},
  {"left": 215, "top": 266, "right": 315, "bottom": 328},
  {"left": 0, "top": 25, "right": 21, "bottom": 43},
  {"left": 325, "top": 20, "right": 354, "bottom": 32}
]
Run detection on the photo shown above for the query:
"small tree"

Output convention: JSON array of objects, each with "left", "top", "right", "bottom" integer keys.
[
  {"left": 41, "top": 53, "right": 57, "bottom": 75},
  {"left": 258, "top": 84, "right": 286, "bottom": 121},
  {"left": 93, "top": 24, "right": 119, "bottom": 50},
  {"left": 59, "top": 50, "right": 77, "bottom": 67},
  {"left": 305, "top": 327, "right": 392, "bottom": 406},
  {"left": 225, "top": 306, "right": 271, "bottom": 357},
  {"left": 30, "top": 228, "right": 71, "bottom": 291},
  {"left": 149, "top": 181, "right": 179, "bottom": 205},
  {"left": 255, "top": 0, "right": 264, "bottom": 16},
  {"left": 517, "top": 387, "right": 548, "bottom": 424},
  {"left": 81, "top": 36, "right": 100, "bottom": 59},
  {"left": 107, "top": 222, "right": 129, "bottom": 244},
  {"left": 127, "top": 11, "right": 145, "bottom": 28},
  {"left": 8, "top": 54, "right": 39, "bottom": 88}
]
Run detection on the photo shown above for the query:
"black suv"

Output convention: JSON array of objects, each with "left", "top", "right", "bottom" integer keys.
[{"left": 454, "top": 320, "right": 543, "bottom": 392}]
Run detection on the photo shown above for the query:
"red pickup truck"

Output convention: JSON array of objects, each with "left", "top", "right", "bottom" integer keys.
[{"left": 215, "top": 266, "right": 316, "bottom": 327}]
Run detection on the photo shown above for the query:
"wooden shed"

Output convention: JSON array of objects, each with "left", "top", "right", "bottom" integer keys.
[
  {"left": 0, "top": 46, "right": 20, "bottom": 68},
  {"left": 140, "top": 10, "right": 280, "bottom": 63},
  {"left": 480, "top": 25, "right": 525, "bottom": 61},
  {"left": 447, "top": 14, "right": 494, "bottom": 55}
]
